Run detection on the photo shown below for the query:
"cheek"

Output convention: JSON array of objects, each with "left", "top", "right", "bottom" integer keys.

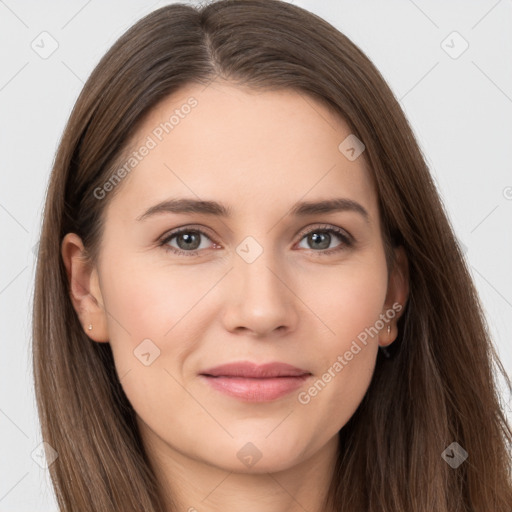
[
  {"left": 97, "top": 257, "right": 214, "bottom": 428},
  {"left": 99, "top": 254, "right": 216, "bottom": 342},
  {"left": 299, "top": 257, "right": 388, "bottom": 350},
  {"left": 293, "top": 254, "right": 388, "bottom": 422},
  {"left": 97, "top": 254, "right": 225, "bottom": 399}
]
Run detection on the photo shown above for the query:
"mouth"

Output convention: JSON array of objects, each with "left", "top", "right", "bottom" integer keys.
[{"left": 199, "top": 361, "right": 312, "bottom": 402}]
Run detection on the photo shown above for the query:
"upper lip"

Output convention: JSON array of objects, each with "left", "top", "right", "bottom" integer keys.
[{"left": 200, "top": 361, "right": 312, "bottom": 378}]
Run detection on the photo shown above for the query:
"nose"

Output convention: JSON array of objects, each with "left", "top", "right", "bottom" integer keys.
[{"left": 221, "top": 248, "right": 299, "bottom": 338}]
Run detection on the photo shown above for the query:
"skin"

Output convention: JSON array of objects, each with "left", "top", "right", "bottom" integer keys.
[{"left": 62, "top": 81, "right": 409, "bottom": 512}]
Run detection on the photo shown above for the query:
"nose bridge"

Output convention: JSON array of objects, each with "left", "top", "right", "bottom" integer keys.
[
  {"left": 236, "top": 236, "right": 285, "bottom": 303},
  {"left": 238, "top": 241, "right": 280, "bottom": 294}
]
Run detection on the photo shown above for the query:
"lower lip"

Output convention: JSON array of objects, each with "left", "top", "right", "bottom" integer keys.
[{"left": 200, "top": 375, "right": 310, "bottom": 401}]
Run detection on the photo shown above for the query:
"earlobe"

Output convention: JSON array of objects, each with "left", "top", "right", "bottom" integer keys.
[
  {"left": 380, "top": 245, "right": 409, "bottom": 347},
  {"left": 60, "top": 233, "right": 109, "bottom": 343}
]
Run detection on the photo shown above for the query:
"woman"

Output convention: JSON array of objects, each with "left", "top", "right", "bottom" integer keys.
[{"left": 33, "top": 1, "right": 512, "bottom": 510}]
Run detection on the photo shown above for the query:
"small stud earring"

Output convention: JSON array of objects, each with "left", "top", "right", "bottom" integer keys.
[
  {"left": 387, "top": 324, "right": 391, "bottom": 335},
  {"left": 88, "top": 324, "right": 93, "bottom": 331}
]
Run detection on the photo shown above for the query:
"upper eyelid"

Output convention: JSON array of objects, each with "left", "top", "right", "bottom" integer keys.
[
  {"left": 160, "top": 225, "right": 216, "bottom": 243},
  {"left": 296, "top": 223, "right": 351, "bottom": 240}
]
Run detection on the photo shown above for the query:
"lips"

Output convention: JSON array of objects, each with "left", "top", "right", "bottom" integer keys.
[
  {"left": 199, "top": 361, "right": 312, "bottom": 401},
  {"left": 200, "top": 361, "right": 311, "bottom": 378}
]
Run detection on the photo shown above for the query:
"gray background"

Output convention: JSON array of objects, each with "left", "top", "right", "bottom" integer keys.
[{"left": 1, "top": 0, "right": 511, "bottom": 510}]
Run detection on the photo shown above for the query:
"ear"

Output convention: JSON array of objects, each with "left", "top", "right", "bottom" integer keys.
[
  {"left": 61, "top": 233, "right": 109, "bottom": 342},
  {"left": 379, "top": 245, "right": 409, "bottom": 347}
]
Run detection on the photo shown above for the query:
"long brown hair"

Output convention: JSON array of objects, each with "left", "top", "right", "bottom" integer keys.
[{"left": 32, "top": 1, "right": 512, "bottom": 510}]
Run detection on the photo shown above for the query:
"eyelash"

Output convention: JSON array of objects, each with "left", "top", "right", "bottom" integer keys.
[{"left": 158, "top": 224, "right": 354, "bottom": 258}]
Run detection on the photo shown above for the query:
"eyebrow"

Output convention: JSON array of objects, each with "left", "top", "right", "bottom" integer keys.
[{"left": 136, "top": 197, "right": 370, "bottom": 223}]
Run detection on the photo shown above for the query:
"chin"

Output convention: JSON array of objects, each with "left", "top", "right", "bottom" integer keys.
[{"left": 205, "top": 436, "right": 309, "bottom": 475}]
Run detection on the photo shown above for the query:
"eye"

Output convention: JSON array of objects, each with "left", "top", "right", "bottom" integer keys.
[
  {"left": 159, "top": 227, "right": 217, "bottom": 257},
  {"left": 296, "top": 224, "right": 353, "bottom": 254}
]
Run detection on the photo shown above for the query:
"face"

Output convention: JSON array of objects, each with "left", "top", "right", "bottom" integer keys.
[{"left": 63, "top": 81, "right": 407, "bottom": 477}]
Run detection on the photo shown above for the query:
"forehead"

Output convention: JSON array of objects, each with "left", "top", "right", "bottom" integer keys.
[{"left": 104, "top": 81, "right": 378, "bottom": 222}]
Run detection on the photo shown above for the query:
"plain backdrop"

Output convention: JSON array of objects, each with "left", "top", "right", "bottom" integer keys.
[{"left": 1, "top": 1, "right": 511, "bottom": 510}]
